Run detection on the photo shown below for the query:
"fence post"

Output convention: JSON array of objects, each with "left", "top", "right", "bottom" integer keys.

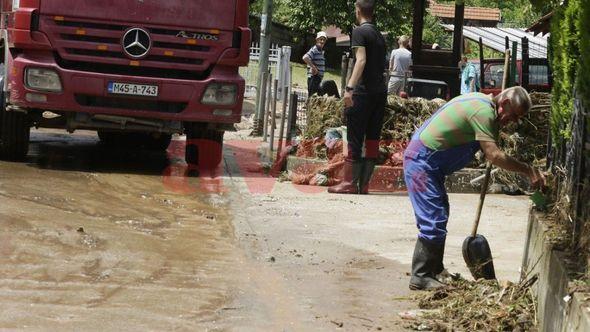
[
  {"left": 258, "top": 71, "right": 268, "bottom": 135},
  {"left": 479, "top": 37, "right": 485, "bottom": 90},
  {"left": 269, "top": 79, "right": 278, "bottom": 152},
  {"left": 522, "top": 37, "right": 529, "bottom": 90},
  {"left": 262, "top": 72, "right": 273, "bottom": 142},
  {"left": 276, "top": 87, "right": 289, "bottom": 159},
  {"left": 286, "top": 93, "right": 298, "bottom": 143},
  {"left": 510, "top": 41, "right": 518, "bottom": 87}
]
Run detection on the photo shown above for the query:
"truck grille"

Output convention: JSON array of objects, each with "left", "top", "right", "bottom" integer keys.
[
  {"left": 41, "top": 15, "right": 231, "bottom": 80},
  {"left": 75, "top": 94, "right": 187, "bottom": 113}
]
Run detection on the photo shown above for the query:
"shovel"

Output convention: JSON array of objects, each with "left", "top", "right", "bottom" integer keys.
[
  {"left": 462, "top": 162, "right": 496, "bottom": 280},
  {"left": 462, "top": 49, "right": 511, "bottom": 280}
]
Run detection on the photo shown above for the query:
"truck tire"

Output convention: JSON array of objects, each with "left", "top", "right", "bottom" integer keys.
[
  {"left": 185, "top": 123, "right": 224, "bottom": 169},
  {"left": 143, "top": 133, "right": 171, "bottom": 151},
  {"left": 0, "top": 99, "right": 30, "bottom": 161}
]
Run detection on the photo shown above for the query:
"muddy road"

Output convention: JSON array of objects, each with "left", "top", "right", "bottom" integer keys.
[{"left": 0, "top": 129, "right": 416, "bottom": 331}]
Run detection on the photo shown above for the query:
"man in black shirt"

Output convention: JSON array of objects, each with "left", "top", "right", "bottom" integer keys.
[{"left": 329, "top": 0, "right": 387, "bottom": 195}]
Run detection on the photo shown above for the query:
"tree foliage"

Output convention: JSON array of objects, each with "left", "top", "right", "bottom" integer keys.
[{"left": 250, "top": 0, "right": 412, "bottom": 39}]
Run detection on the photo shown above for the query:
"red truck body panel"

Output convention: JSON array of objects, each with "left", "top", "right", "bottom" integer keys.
[
  {"left": 39, "top": 0, "right": 238, "bottom": 31},
  {"left": 2, "top": 0, "right": 251, "bottom": 127}
]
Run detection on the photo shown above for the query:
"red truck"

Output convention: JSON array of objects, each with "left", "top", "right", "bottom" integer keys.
[
  {"left": 478, "top": 58, "right": 551, "bottom": 95},
  {"left": 0, "top": 0, "right": 251, "bottom": 166}
]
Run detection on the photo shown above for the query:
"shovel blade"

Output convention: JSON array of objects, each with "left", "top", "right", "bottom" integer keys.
[{"left": 462, "top": 234, "right": 496, "bottom": 280}]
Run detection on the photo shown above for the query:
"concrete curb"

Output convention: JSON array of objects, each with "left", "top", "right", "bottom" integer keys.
[{"left": 522, "top": 212, "right": 590, "bottom": 332}]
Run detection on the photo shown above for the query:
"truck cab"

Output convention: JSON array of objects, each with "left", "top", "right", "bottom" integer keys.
[{"left": 0, "top": 0, "right": 250, "bottom": 167}]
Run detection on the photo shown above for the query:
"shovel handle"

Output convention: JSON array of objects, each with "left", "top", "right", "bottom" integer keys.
[
  {"left": 470, "top": 49, "right": 510, "bottom": 237},
  {"left": 471, "top": 162, "right": 492, "bottom": 237}
]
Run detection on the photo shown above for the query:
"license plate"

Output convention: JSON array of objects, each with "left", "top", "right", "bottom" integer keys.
[{"left": 107, "top": 82, "right": 159, "bottom": 97}]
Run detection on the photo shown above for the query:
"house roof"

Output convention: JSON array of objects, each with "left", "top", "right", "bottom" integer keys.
[
  {"left": 428, "top": 0, "right": 501, "bottom": 22},
  {"left": 442, "top": 24, "right": 548, "bottom": 59},
  {"left": 526, "top": 12, "right": 553, "bottom": 36}
]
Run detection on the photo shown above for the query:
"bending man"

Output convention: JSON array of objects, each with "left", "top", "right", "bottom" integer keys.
[{"left": 403, "top": 87, "right": 545, "bottom": 290}]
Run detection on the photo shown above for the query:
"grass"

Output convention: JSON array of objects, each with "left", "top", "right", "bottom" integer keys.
[
  {"left": 239, "top": 61, "right": 343, "bottom": 94},
  {"left": 290, "top": 62, "right": 342, "bottom": 90}
]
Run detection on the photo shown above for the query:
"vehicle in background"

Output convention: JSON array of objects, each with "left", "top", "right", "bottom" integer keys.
[
  {"left": 477, "top": 59, "right": 551, "bottom": 95},
  {"left": 0, "top": 0, "right": 251, "bottom": 167}
]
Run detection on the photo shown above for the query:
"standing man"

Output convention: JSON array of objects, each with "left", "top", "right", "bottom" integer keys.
[
  {"left": 328, "top": 0, "right": 386, "bottom": 195},
  {"left": 303, "top": 31, "right": 327, "bottom": 97},
  {"left": 403, "top": 87, "right": 545, "bottom": 290},
  {"left": 460, "top": 55, "right": 479, "bottom": 94},
  {"left": 388, "top": 35, "right": 412, "bottom": 95}
]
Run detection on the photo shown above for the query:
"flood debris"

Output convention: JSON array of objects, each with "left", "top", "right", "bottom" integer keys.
[{"left": 405, "top": 277, "right": 539, "bottom": 331}]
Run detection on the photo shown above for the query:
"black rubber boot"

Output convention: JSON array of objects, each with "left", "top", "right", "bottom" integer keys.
[
  {"left": 359, "top": 158, "right": 376, "bottom": 194},
  {"left": 328, "top": 159, "right": 363, "bottom": 194},
  {"left": 409, "top": 237, "right": 446, "bottom": 291}
]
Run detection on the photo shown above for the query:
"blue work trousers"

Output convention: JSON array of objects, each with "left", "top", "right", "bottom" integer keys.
[{"left": 403, "top": 139, "right": 480, "bottom": 243}]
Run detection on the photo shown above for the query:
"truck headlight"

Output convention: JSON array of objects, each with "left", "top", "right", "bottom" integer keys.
[
  {"left": 25, "top": 68, "right": 63, "bottom": 92},
  {"left": 201, "top": 83, "right": 237, "bottom": 106},
  {"left": 12, "top": 0, "right": 20, "bottom": 10}
]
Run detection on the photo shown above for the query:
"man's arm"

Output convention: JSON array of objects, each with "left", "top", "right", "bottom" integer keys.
[
  {"left": 480, "top": 141, "right": 545, "bottom": 187},
  {"left": 389, "top": 51, "right": 395, "bottom": 72},
  {"left": 342, "top": 47, "right": 366, "bottom": 108},
  {"left": 302, "top": 53, "right": 318, "bottom": 76}
]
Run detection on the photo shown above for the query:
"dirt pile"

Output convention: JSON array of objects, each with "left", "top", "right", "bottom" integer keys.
[{"left": 406, "top": 277, "right": 538, "bottom": 331}]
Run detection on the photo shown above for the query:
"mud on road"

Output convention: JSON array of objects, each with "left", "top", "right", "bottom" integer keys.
[{"left": 0, "top": 129, "right": 416, "bottom": 331}]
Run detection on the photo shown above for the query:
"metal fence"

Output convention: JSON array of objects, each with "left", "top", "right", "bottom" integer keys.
[{"left": 240, "top": 42, "right": 280, "bottom": 98}]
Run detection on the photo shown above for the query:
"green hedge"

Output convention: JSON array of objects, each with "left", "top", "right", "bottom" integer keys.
[
  {"left": 578, "top": 1, "right": 590, "bottom": 110},
  {"left": 549, "top": 0, "right": 581, "bottom": 140}
]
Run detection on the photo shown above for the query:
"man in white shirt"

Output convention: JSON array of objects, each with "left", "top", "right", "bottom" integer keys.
[{"left": 388, "top": 35, "right": 412, "bottom": 95}]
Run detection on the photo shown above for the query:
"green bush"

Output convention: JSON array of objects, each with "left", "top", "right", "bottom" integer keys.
[{"left": 549, "top": 0, "right": 581, "bottom": 140}]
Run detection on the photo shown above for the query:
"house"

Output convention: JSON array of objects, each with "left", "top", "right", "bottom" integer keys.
[{"left": 427, "top": 0, "right": 501, "bottom": 27}]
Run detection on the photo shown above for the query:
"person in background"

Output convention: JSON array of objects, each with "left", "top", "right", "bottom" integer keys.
[
  {"left": 460, "top": 55, "right": 479, "bottom": 94},
  {"left": 328, "top": 0, "right": 386, "bottom": 195},
  {"left": 388, "top": 35, "right": 412, "bottom": 95},
  {"left": 303, "top": 31, "right": 327, "bottom": 98}
]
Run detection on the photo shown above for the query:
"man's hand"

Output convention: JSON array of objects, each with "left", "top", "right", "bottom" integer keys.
[
  {"left": 527, "top": 166, "right": 546, "bottom": 189},
  {"left": 343, "top": 90, "right": 353, "bottom": 108},
  {"left": 311, "top": 66, "right": 319, "bottom": 76}
]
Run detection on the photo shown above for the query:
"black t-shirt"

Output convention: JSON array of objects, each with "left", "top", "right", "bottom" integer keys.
[{"left": 351, "top": 22, "right": 387, "bottom": 94}]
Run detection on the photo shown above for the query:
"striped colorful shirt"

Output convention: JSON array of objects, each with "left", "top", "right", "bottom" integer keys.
[
  {"left": 419, "top": 93, "right": 498, "bottom": 151},
  {"left": 305, "top": 45, "right": 325, "bottom": 78}
]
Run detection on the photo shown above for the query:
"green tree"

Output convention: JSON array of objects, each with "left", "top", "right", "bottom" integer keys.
[{"left": 250, "top": 0, "right": 413, "bottom": 41}]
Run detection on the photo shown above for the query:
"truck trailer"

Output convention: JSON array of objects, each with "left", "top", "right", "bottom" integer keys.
[{"left": 0, "top": 0, "right": 251, "bottom": 167}]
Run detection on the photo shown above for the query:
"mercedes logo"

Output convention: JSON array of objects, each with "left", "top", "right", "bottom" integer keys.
[{"left": 122, "top": 28, "right": 151, "bottom": 59}]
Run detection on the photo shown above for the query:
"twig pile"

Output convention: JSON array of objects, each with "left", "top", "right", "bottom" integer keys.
[
  {"left": 408, "top": 277, "right": 538, "bottom": 331},
  {"left": 304, "top": 95, "right": 445, "bottom": 141},
  {"left": 495, "top": 92, "right": 551, "bottom": 191}
]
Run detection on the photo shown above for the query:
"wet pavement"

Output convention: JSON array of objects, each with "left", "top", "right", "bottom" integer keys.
[{"left": 0, "top": 129, "right": 531, "bottom": 331}]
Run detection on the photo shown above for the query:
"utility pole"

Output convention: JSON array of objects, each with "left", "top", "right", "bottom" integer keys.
[{"left": 252, "top": 0, "right": 273, "bottom": 136}]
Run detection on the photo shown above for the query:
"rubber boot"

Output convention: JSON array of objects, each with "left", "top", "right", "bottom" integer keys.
[
  {"left": 409, "top": 237, "right": 446, "bottom": 291},
  {"left": 359, "top": 158, "right": 376, "bottom": 194},
  {"left": 328, "top": 159, "right": 363, "bottom": 194}
]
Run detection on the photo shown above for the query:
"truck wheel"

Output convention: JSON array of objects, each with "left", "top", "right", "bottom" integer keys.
[
  {"left": 185, "top": 123, "right": 224, "bottom": 169},
  {"left": 143, "top": 133, "right": 172, "bottom": 151},
  {"left": 0, "top": 107, "right": 30, "bottom": 161},
  {"left": 97, "top": 130, "right": 121, "bottom": 146}
]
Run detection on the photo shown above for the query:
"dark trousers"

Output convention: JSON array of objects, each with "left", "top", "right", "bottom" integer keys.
[
  {"left": 345, "top": 92, "right": 387, "bottom": 161},
  {"left": 307, "top": 75, "right": 322, "bottom": 97}
]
